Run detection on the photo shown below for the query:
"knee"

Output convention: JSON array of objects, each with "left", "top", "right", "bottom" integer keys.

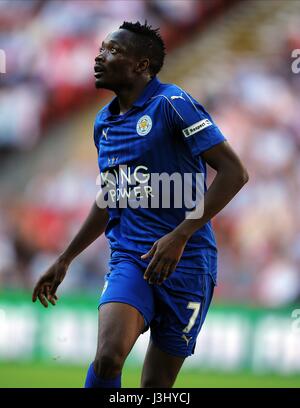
[{"left": 94, "top": 348, "right": 125, "bottom": 378}]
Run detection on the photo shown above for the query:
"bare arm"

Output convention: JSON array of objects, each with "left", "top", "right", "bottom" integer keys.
[
  {"left": 142, "top": 141, "right": 249, "bottom": 284},
  {"left": 32, "top": 201, "right": 109, "bottom": 307},
  {"left": 59, "top": 201, "right": 109, "bottom": 264},
  {"left": 174, "top": 140, "right": 249, "bottom": 238}
]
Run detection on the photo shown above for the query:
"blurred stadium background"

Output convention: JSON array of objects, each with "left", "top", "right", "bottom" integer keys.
[{"left": 0, "top": 0, "right": 300, "bottom": 388}]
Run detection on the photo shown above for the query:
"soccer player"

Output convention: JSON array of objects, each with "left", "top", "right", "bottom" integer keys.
[{"left": 32, "top": 21, "right": 248, "bottom": 388}]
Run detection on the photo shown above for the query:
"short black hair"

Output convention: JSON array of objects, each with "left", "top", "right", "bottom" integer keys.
[{"left": 119, "top": 20, "right": 166, "bottom": 77}]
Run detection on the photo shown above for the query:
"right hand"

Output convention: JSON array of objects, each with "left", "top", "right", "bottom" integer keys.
[{"left": 32, "top": 257, "right": 70, "bottom": 308}]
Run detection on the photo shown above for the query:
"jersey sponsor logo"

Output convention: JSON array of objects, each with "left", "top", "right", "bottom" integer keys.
[
  {"left": 170, "top": 93, "right": 185, "bottom": 101},
  {"left": 96, "top": 164, "right": 205, "bottom": 217},
  {"left": 102, "top": 127, "right": 109, "bottom": 140},
  {"left": 183, "top": 118, "right": 212, "bottom": 137},
  {"left": 136, "top": 115, "right": 152, "bottom": 136}
]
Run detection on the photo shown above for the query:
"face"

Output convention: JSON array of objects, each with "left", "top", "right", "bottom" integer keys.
[{"left": 94, "top": 29, "right": 147, "bottom": 91}]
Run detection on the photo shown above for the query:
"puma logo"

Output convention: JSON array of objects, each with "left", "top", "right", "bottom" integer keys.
[
  {"left": 182, "top": 334, "right": 192, "bottom": 346},
  {"left": 171, "top": 93, "right": 185, "bottom": 101},
  {"left": 102, "top": 128, "right": 109, "bottom": 140}
]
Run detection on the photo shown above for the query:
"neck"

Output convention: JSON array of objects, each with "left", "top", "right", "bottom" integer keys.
[{"left": 116, "top": 76, "right": 152, "bottom": 114}]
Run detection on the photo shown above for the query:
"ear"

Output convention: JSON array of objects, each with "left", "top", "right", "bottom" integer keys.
[{"left": 135, "top": 58, "right": 150, "bottom": 74}]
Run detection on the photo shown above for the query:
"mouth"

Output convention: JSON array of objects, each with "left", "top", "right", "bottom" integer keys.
[
  {"left": 94, "top": 65, "right": 105, "bottom": 78},
  {"left": 94, "top": 71, "right": 104, "bottom": 79}
]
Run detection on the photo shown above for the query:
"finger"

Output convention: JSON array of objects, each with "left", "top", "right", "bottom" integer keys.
[
  {"left": 49, "top": 280, "right": 60, "bottom": 297},
  {"left": 38, "top": 292, "right": 48, "bottom": 308},
  {"left": 49, "top": 293, "right": 59, "bottom": 303},
  {"left": 32, "top": 280, "right": 44, "bottom": 302},
  {"left": 48, "top": 296, "right": 56, "bottom": 306},
  {"left": 157, "top": 262, "right": 172, "bottom": 285},
  {"left": 48, "top": 294, "right": 58, "bottom": 305},
  {"left": 141, "top": 246, "right": 156, "bottom": 260},
  {"left": 149, "top": 271, "right": 162, "bottom": 285},
  {"left": 45, "top": 288, "right": 56, "bottom": 306},
  {"left": 157, "top": 261, "right": 178, "bottom": 285},
  {"left": 144, "top": 255, "right": 160, "bottom": 280},
  {"left": 44, "top": 285, "right": 56, "bottom": 306},
  {"left": 165, "top": 261, "right": 178, "bottom": 281},
  {"left": 45, "top": 285, "right": 50, "bottom": 297},
  {"left": 141, "top": 244, "right": 157, "bottom": 260},
  {"left": 172, "top": 261, "right": 178, "bottom": 273},
  {"left": 32, "top": 286, "right": 39, "bottom": 302},
  {"left": 148, "top": 259, "right": 166, "bottom": 285}
]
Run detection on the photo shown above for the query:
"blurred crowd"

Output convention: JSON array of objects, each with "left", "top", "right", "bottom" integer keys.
[
  {"left": 205, "top": 32, "right": 300, "bottom": 306},
  {"left": 0, "top": 0, "right": 299, "bottom": 307},
  {"left": 0, "top": 0, "right": 223, "bottom": 150}
]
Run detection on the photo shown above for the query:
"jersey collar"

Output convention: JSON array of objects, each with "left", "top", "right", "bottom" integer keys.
[
  {"left": 132, "top": 76, "right": 161, "bottom": 108},
  {"left": 105, "top": 76, "right": 161, "bottom": 118}
]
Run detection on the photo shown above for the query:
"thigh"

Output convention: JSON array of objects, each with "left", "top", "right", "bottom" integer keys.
[{"left": 96, "top": 302, "right": 145, "bottom": 357}]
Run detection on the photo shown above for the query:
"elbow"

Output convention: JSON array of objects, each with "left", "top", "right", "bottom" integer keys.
[
  {"left": 225, "top": 163, "right": 249, "bottom": 187},
  {"left": 238, "top": 165, "right": 249, "bottom": 186},
  {"left": 217, "top": 159, "right": 249, "bottom": 187}
]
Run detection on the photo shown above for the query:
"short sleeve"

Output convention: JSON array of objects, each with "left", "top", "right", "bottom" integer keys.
[{"left": 163, "top": 89, "right": 226, "bottom": 157}]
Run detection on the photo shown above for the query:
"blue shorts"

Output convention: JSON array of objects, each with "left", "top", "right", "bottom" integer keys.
[{"left": 98, "top": 249, "right": 216, "bottom": 358}]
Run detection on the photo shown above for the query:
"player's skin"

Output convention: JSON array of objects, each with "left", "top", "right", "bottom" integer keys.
[{"left": 32, "top": 28, "right": 248, "bottom": 387}]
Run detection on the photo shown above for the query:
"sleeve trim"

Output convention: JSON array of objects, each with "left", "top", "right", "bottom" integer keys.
[
  {"left": 176, "top": 86, "right": 199, "bottom": 114},
  {"left": 150, "top": 94, "right": 184, "bottom": 122},
  {"left": 196, "top": 138, "right": 227, "bottom": 156}
]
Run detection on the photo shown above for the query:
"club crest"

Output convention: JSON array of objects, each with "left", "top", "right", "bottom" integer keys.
[{"left": 136, "top": 115, "right": 152, "bottom": 136}]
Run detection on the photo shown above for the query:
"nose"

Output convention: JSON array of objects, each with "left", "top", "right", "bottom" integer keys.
[
  {"left": 95, "top": 49, "right": 106, "bottom": 62},
  {"left": 95, "top": 53, "right": 103, "bottom": 63}
]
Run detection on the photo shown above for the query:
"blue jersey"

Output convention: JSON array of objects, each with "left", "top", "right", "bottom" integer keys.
[{"left": 94, "top": 76, "right": 226, "bottom": 271}]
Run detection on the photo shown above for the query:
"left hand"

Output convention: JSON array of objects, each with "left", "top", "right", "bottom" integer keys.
[{"left": 141, "top": 231, "right": 188, "bottom": 285}]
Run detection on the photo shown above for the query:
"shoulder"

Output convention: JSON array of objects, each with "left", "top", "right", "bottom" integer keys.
[
  {"left": 94, "top": 101, "right": 111, "bottom": 124},
  {"left": 152, "top": 82, "right": 189, "bottom": 103},
  {"left": 152, "top": 82, "right": 202, "bottom": 121},
  {"left": 93, "top": 103, "right": 111, "bottom": 147}
]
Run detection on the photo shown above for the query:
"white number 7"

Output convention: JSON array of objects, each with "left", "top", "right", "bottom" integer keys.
[{"left": 183, "top": 302, "right": 201, "bottom": 333}]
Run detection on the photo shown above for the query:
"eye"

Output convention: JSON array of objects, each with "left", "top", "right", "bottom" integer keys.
[{"left": 110, "top": 47, "right": 117, "bottom": 54}]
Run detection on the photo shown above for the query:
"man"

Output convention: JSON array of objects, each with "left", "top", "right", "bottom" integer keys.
[{"left": 32, "top": 21, "right": 249, "bottom": 388}]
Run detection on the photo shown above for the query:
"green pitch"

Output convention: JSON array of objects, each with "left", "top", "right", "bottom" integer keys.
[{"left": 0, "top": 362, "right": 299, "bottom": 388}]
